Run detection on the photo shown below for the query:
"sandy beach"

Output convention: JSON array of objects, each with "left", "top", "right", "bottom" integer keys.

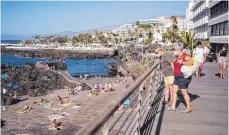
[{"left": 1, "top": 76, "right": 134, "bottom": 135}]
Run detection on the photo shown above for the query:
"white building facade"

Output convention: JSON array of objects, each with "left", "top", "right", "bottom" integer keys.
[
  {"left": 177, "top": 17, "right": 188, "bottom": 32},
  {"left": 208, "top": 0, "right": 228, "bottom": 53},
  {"left": 112, "top": 23, "right": 137, "bottom": 40},
  {"left": 157, "top": 16, "right": 173, "bottom": 33},
  {"left": 137, "top": 19, "right": 165, "bottom": 34},
  {"left": 189, "top": 0, "right": 210, "bottom": 40},
  {"left": 186, "top": 6, "right": 194, "bottom": 31}
]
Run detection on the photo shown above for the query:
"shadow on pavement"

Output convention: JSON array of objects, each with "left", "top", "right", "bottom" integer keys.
[
  {"left": 176, "top": 92, "right": 200, "bottom": 108},
  {"left": 140, "top": 85, "right": 164, "bottom": 135}
]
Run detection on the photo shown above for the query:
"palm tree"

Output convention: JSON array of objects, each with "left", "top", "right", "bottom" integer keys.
[
  {"left": 180, "top": 31, "right": 200, "bottom": 55},
  {"left": 114, "top": 37, "right": 120, "bottom": 45},
  {"left": 136, "top": 23, "right": 152, "bottom": 42},
  {"left": 94, "top": 30, "right": 99, "bottom": 43},
  {"left": 72, "top": 36, "right": 79, "bottom": 46},
  {"left": 171, "top": 15, "right": 178, "bottom": 31},
  {"left": 136, "top": 22, "right": 152, "bottom": 60},
  {"left": 164, "top": 16, "right": 180, "bottom": 44}
]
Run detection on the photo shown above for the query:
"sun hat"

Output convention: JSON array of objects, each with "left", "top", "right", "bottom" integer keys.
[{"left": 174, "top": 42, "right": 184, "bottom": 50}]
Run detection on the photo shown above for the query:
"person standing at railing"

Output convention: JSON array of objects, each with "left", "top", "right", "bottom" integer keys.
[
  {"left": 167, "top": 43, "right": 193, "bottom": 113},
  {"left": 154, "top": 47, "right": 174, "bottom": 105}
]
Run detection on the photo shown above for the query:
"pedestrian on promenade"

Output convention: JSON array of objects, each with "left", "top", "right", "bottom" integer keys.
[
  {"left": 204, "top": 45, "right": 210, "bottom": 62},
  {"left": 193, "top": 41, "right": 205, "bottom": 79},
  {"left": 218, "top": 45, "right": 228, "bottom": 79},
  {"left": 167, "top": 43, "right": 193, "bottom": 113},
  {"left": 154, "top": 47, "right": 174, "bottom": 105}
]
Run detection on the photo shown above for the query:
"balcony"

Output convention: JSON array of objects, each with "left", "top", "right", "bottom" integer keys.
[{"left": 191, "top": 0, "right": 205, "bottom": 11}]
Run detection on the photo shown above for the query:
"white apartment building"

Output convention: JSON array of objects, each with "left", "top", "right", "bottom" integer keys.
[
  {"left": 157, "top": 16, "right": 173, "bottom": 33},
  {"left": 176, "top": 17, "right": 188, "bottom": 32},
  {"left": 155, "top": 16, "right": 187, "bottom": 33},
  {"left": 189, "top": 0, "right": 210, "bottom": 40},
  {"left": 208, "top": 0, "right": 228, "bottom": 53},
  {"left": 137, "top": 19, "right": 165, "bottom": 34},
  {"left": 186, "top": 6, "right": 194, "bottom": 31},
  {"left": 112, "top": 23, "right": 137, "bottom": 39}
]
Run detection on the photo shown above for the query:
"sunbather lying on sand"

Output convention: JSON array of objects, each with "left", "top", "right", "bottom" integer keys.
[
  {"left": 39, "top": 98, "right": 50, "bottom": 105},
  {"left": 57, "top": 96, "right": 69, "bottom": 104},
  {"left": 18, "top": 106, "right": 34, "bottom": 113},
  {"left": 51, "top": 119, "right": 63, "bottom": 130}
]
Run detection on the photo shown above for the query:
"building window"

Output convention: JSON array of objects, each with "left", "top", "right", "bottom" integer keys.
[
  {"left": 211, "top": 21, "right": 228, "bottom": 36},
  {"left": 224, "top": 21, "right": 228, "bottom": 35},
  {"left": 220, "top": 23, "right": 224, "bottom": 35},
  {"left": 216, "top": 25, "right": 219, "bottom": 36},
  {"left": 210, "top": 1, "right": 228, "bottom": 19}
]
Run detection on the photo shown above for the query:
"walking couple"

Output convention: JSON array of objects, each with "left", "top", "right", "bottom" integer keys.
[{"left": 154, "top": 43, "right": 193, "bottom": 113}]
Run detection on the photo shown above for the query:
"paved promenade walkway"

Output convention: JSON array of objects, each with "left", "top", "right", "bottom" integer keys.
[{"left": 154, "top": 63, "right": 228, "bottom": 135}]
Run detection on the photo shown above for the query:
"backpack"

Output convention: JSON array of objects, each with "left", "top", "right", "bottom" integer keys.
[{"left": 181, "top": 57, "right": 200, "bottom": 78}]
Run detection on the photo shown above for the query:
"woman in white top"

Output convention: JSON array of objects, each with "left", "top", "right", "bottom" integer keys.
[{"left": 193, "top": 41, "right": 205, "bottom": 79}]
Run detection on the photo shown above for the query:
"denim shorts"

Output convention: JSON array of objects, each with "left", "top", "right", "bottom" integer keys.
[{"left": 174, "top": 76, "right": 192, "bottom": 89}]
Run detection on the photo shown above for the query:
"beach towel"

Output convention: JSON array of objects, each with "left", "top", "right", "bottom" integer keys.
[
  {"left": 72, "top": 105, "right": 81, "bottom": 109},
  {"left": 62, "top": 103, "right": 71, "bottom": 107},
  {"left": 42, "top": 104, "right": 49, "bottom": 109}
]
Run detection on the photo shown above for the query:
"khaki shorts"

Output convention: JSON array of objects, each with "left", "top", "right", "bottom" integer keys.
[{"left": 164, "top": 76, "right": 174, "bottom": 88}]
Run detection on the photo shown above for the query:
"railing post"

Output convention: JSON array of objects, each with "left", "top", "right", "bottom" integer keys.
[
  {"left": 101, "top": 114, "right": 114, "bottom": 135},
  {"left": 137, "top": 88, "right": 143, "bottom": 135}
]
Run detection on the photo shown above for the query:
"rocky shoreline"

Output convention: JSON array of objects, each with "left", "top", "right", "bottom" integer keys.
[
  {"left": 1, "top": 44, "right": 154, "bottom": 105},
  {"left": 1, "top": 46, "right": 118, "bottom": 59},
  {"left": 1, "top": 62, "right": 91, "bottom": 106}
]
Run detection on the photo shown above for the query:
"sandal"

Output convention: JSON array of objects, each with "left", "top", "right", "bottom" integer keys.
[
  {"left": 161, "top": 100, "right": 168, "bottom": 104},
  {"left": 168, "top": 101, "right": 172, "bottom": 106},
  {"left": 181, "top": 108, "right": 192, "bottom": 113},
  {"left": 166, "top": 107, "right": 176, "bottom": 111}
]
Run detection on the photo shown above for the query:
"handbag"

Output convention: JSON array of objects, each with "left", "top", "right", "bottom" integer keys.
[{"left": 181, "top": 56, "right": 200, "bottom": 78}]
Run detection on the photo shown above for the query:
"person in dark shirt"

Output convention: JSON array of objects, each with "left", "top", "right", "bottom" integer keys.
[
  {"left": 154, "top": 47, "right": 174, "bottom": 105},
  {"left": 218, "top": 45, "right": 228, "bottom": 79}
]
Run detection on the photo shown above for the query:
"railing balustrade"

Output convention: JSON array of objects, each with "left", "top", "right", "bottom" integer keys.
[{"left": 75, "top": 56, "right": 164, "bottom": 135}]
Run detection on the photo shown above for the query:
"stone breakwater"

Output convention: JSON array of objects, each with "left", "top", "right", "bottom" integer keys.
[{"left": 1, "top": 46, "right": 118, "bottom": 59}]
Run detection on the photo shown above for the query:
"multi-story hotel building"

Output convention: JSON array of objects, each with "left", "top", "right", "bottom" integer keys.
[
  {"left": 186, "top": 5, "right": 194, "bottom": 31},
  {"left": 176, "top": 17, "right": 188, "bottom": 32},
  {"left": 208, "top": 0, "right": 228, "bottom": 52},
  {"left": 138, "top": 17, "right": 187, "bottom": 34},
  {"left": 137, "top": 19, "right": 165, "bottom": 34},
  {"left": 157, "top": 16, "right": 173, "bottom": 33},
  {"left": 112, "top": 23, "right": 137, "bottom": 40},
  {"left": 189, "top": 0, "right": 210, "bottom": 40}
]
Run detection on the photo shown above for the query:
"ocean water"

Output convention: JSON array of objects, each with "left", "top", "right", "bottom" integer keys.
[
  {"left": 1, "top": 54, "right": 113, "bottom": 77},
  {"left": 1, "top": 40, "right": 21, "bottom": 44}
]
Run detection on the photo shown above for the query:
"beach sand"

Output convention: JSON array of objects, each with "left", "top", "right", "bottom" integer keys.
[{"left": 1, "top": 76, "right": 134, "bottom": 135}]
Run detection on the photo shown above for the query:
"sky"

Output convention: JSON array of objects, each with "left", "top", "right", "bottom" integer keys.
[{"left": 1, "top": 1, "right": 188, "bottom": 37}]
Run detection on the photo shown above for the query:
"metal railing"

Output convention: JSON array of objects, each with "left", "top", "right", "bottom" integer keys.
[{"left": 75, "top": 56, "right": 164, "bottom": 135}]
